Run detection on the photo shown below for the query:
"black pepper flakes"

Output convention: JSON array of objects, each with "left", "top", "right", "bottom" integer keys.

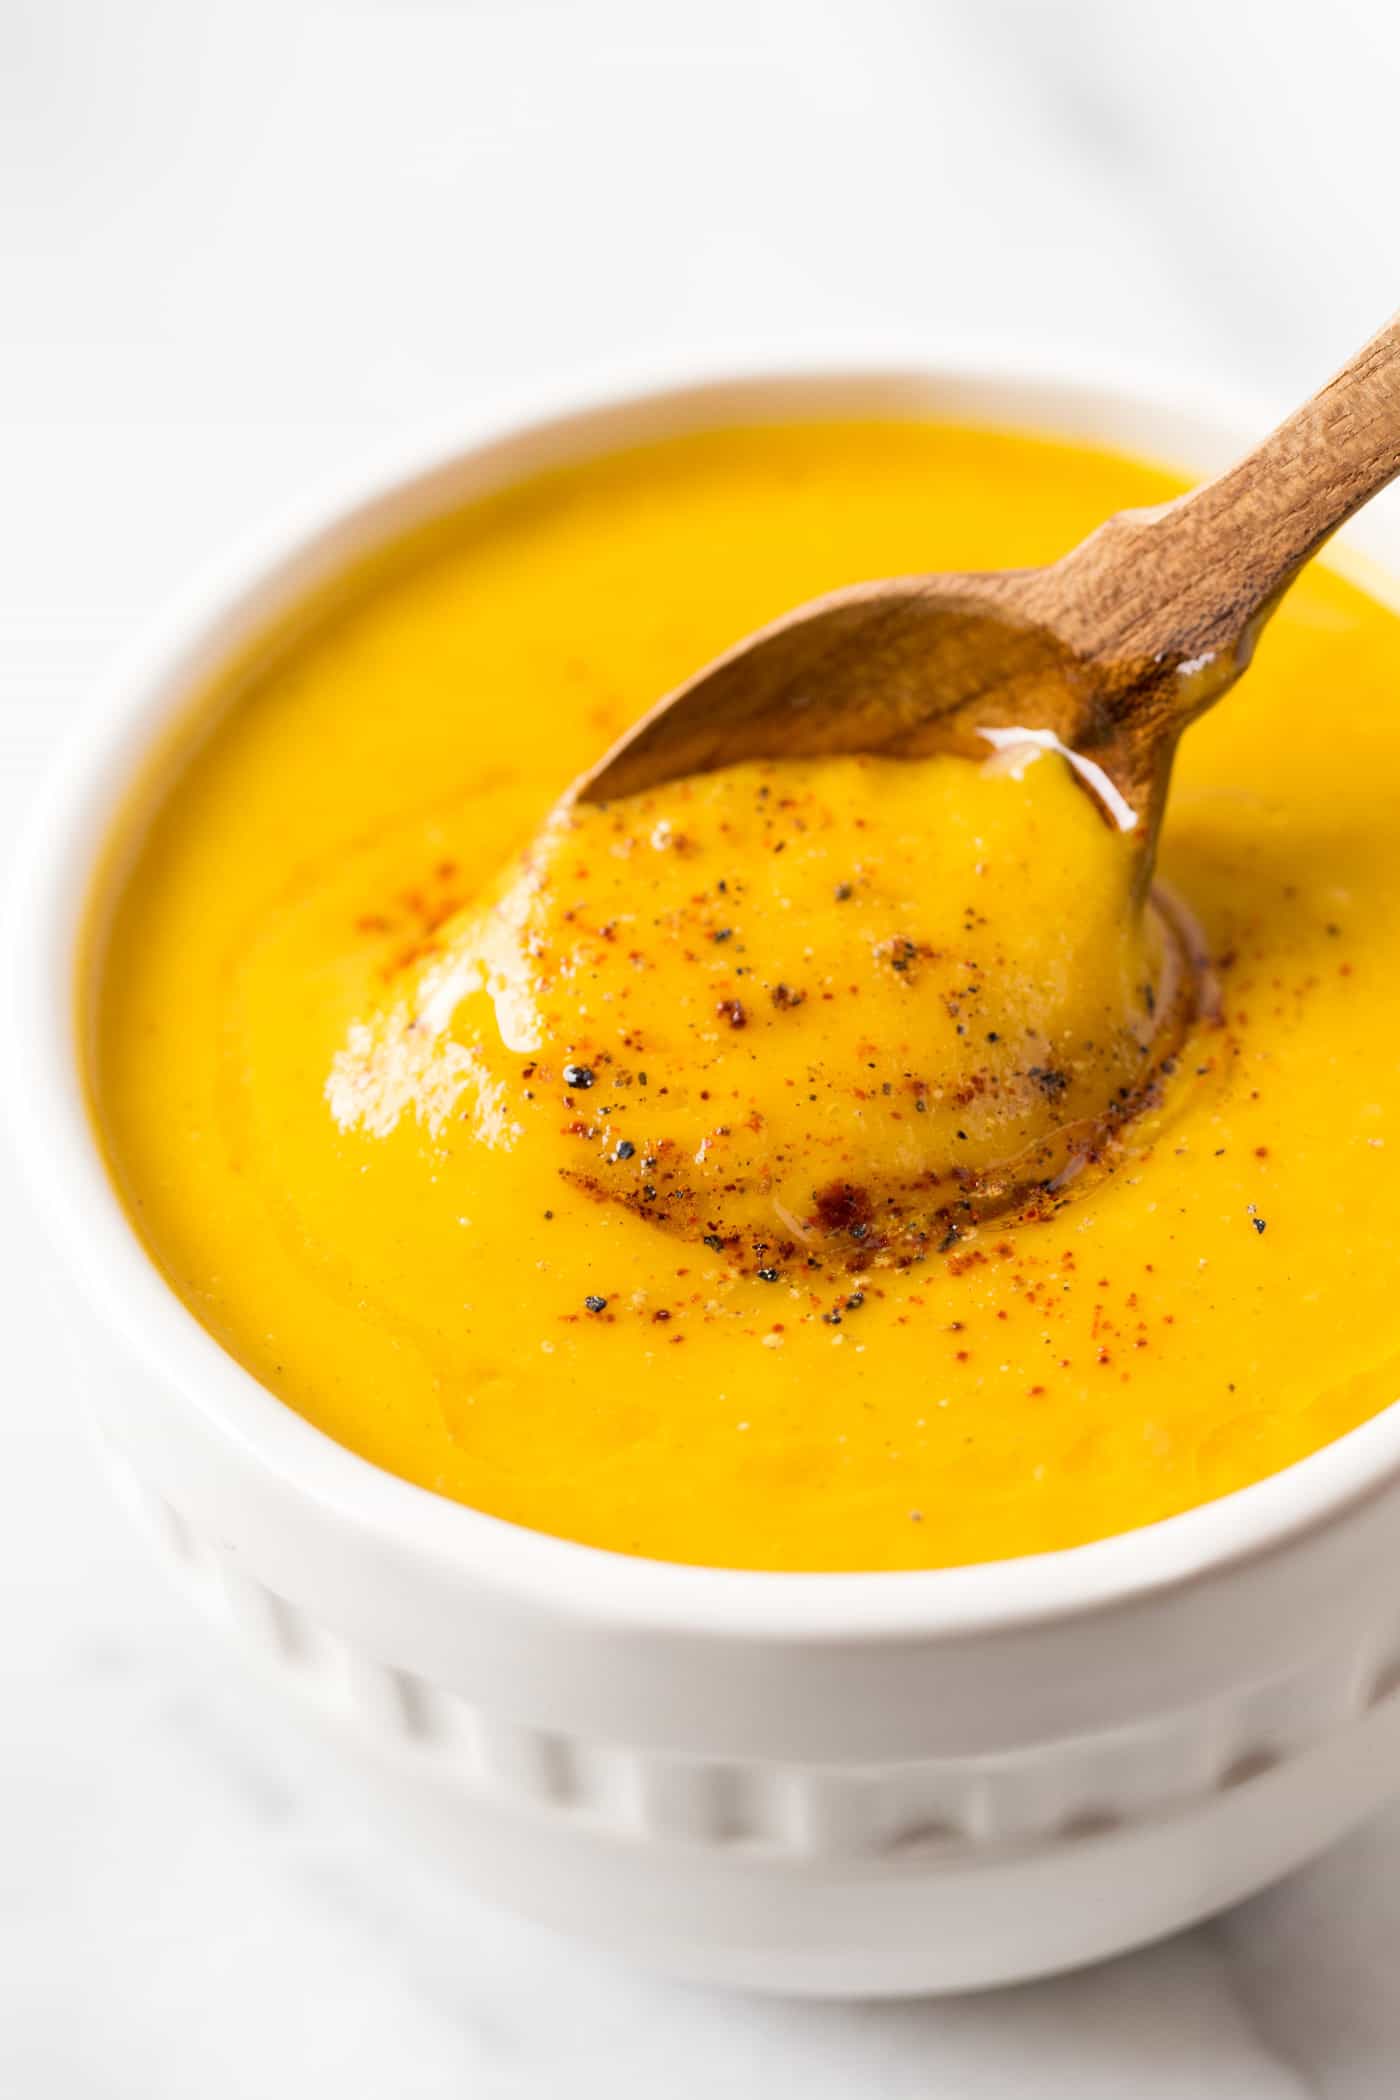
[
  {"left": 613, "top": 1140, "right": 636, "bottom": 1161},
  {"left": 757, "top": 1266, "right": 780, "bottom": 1282},
  {"left": 584, "top": 1294, "right": 607, "bottom": 1313},
  {"left": 563, "top": 1064, "right": 596, "bottom": 1090}
]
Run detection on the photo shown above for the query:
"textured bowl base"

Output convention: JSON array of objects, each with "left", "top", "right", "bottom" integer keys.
[
  {"left": 293, "top": 1682, "right": 1400, "bottom": 1998},
  {"left": 99, "top": 1417, "right": 1400, "bottom": 1997}
]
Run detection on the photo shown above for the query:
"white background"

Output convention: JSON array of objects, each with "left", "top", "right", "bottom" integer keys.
[{"left": 5, "top": 1, "right": 1400, "bottom": 2092}]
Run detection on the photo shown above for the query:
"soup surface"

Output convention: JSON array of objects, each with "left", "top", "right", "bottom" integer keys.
[{"left": 92, "top": 420, "right": 1400, "bottom": 1569}]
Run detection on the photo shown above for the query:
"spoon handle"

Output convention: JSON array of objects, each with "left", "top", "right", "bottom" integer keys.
[{"left": 1047, "top": 311, "right": 1400, "bottom": 678}]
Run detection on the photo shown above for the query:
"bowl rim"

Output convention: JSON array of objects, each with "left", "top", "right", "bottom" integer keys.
[{"left": 13, "top": 342, "right": 1400, "bottom": 1646}]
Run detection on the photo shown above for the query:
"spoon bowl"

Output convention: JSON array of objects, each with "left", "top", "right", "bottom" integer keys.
[
  {"left": 581, "top": 313, "right": 1400, "bottom": 870},
  {"left": 578, "top": 570, "right": 1147, "bottom": 829}
]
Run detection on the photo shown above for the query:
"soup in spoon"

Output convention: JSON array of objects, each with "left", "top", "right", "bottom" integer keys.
[{"left": 329, "top": 747, "right": 1197, "bottom": 1277}]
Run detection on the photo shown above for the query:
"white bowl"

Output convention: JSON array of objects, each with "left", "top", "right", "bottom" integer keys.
[{"left": 14, "top": 360, "right": 1400, "bottom": 1997}]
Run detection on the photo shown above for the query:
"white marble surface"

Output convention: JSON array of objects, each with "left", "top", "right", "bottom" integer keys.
[{"left": 6, "top": 1, "right": 1400, "bottom": 2090}]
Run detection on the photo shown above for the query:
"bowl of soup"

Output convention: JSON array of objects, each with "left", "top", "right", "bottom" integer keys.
[{"left": 14, "top": 360, "right": 1400, "bottom": 1995}]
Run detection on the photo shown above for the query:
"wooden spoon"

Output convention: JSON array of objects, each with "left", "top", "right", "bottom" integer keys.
[{"left": 578, "top": 315, "right": 1400, "bottom": 860}]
